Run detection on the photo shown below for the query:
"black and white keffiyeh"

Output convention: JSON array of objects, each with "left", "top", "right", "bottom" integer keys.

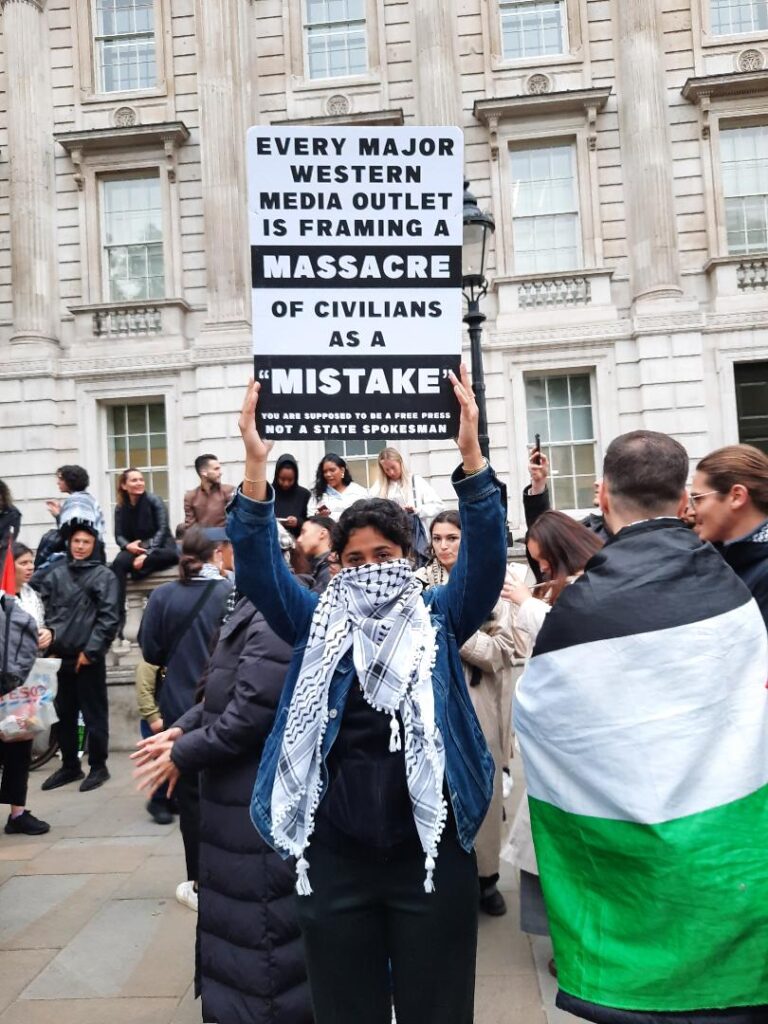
[{"left": 271, "top": 559, "right": 446, "bottom": 895}]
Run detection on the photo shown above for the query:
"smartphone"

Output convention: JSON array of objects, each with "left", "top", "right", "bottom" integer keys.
[{"left": 532, "top": 433, "right": 542, "bottom": 465}]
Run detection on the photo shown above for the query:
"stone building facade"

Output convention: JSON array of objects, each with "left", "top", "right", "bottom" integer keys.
[{"left": 1, "top": 0, "right": 768, "bottom": 544}]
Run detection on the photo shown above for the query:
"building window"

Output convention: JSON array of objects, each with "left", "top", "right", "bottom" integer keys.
[
  {"left": 500, "top": 1, "right": 566, "bottom": 60},
  {"left": 511, "top": 142, "right": 581, "bottom": 274},
  {"left": 106, "top": 401, "right": 169, "bottom": 504},
  {"left": 337, "top": 439, "right": 387, "bottom": 488},
  {"left": 735, "top": 361, "right": 768, "bottom": 454},
  {"left": 710, "top": 0, "right": 768, "bottom": 35},
  {"left": 721, "top": 125, "right": 768, "bottom": 255},
  {"left": 95, "top": 0, "right": 157, "bottom": 94},
  {"left": 305, "top": 0, "right": 368, "bottom": 80},
  {"left": 525, "top": 373, "right": 596, "bottom": 509},
  {"left": 102, "top": 175, "right": 164, "bottom": 302}
]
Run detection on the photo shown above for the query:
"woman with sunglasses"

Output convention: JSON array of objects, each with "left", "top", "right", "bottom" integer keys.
[{"left": 227, "top": 367, "right": 506, "bottom": 1024}]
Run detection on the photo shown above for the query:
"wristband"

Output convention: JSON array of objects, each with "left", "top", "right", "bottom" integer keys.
[{"left": 462, "top": 459, "right": 488, "bottom": 477}]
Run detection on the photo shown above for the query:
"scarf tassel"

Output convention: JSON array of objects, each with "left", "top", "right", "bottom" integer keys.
[
  {"left": 296, "top": 855, "right": 313, "bottom": 896},
  {"left": 389, "top": 712, "right": 402, "bottom": 753},
  {"left": 423, "top": 854, "right": 436, "bottom": 894}
]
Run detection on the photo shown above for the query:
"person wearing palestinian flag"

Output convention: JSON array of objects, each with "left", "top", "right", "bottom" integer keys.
[
  {"left": 228, "top": 366, "right": 507, "bottom": 1024},
  {"left": 514, "top": 430, "right": 768, "bottom": 1024}
]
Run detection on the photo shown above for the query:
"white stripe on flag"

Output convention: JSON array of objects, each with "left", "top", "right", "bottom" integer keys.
[{"left": 515, "top": 599, "right": 768, "bottom": 824}]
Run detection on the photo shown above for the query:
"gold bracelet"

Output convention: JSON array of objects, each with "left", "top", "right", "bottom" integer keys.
[
  {"left": 462, "top": 459, "right": 488, "bottom": 477},
  {"left": 243, "top": 475, "right": 267, "bottom": 485}
]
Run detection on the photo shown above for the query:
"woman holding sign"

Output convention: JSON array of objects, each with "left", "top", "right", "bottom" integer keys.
[{"left": 228, "top": 366, "right": 506, "bottom": 1024}]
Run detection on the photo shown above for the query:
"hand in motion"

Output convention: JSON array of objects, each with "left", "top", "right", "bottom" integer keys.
[
  {"left": 133, "top": 748, "right": 181, "bottom": 798},
  {"left": 505, "top": 577, "right": 533, "bottom": 607},
  {"left": 131, "top": 726, "right": 183, "bottom": 767},
  {"left": 528, "top": 448, "right": 549, "bottom": 496},
  {"left": 448, "top": 363, "right": 484, "bottom": 471},
  {"left": 45, "top": 500, "right": 61, "bottom": 518},
  {"left": 37, "top": 628, "right": 53, "bottom": 650},
  {"left": 283, "top": 515, "right": 298, "bottom": 529}
]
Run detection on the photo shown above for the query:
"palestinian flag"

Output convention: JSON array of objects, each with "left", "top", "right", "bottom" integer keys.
[{"left": 514, "top": 519, "right": 768, "bottom": 1024}]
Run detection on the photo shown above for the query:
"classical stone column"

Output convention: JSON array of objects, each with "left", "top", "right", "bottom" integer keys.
[
  {"left": 615, "top": 0, "right": 682, "bottom": 303},
  {"left": 413, "top": 1, "right": 462, "bottom": 126},
  {"left": 194, "top": 0, "right": 250, "bottom": 327},
  {"left": 2, "top": 0, "right": 58, "bottom": 345}
]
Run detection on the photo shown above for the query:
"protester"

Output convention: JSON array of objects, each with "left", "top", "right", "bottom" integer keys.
[
  {"left": 111, "top": 468, "right": 179, "bottom": 635},
  {"left": 134, "top": 659, "right": 175, "bottom": 825},
  {"left": 504, "top": 512, "right": 604, "bottom": 945},
  {"left": 691, "top": 444, "right": 768, "bottom": 626},
  {"left": 184, "top": 454, "right": 234, "bottom": 528},
  {"left": 306, "top": 453, "right": 367, "bottom": 520},
  {"left": 228, "top": 367, "right": 505, "bottom": 1024},
  {"left": 370, "top": 448, "right": 444, "bottom": 564},
  {"left": 523, "top": 449, "right": 610, "bottom": 545},
  {"left": 0, "top": 544, "right": 53, "bottom": 835},
  {"left": 416, "top": 510, "right": 516, "bottom": 917},
  {"left": 133, "top": 596, "right": 314, "bottom": 1024},
  {"left": 46, "top": 465, "right": 106, "bottom": 539},
  {"left": 33, "top": 522, "right": 120, "bottom": 792},
  {"left": 138, "top": 526, "right": 231, "bottom": 911},
  {"left": 296, "top": 514, "right": 336, "bottom": 591},
  {"left": 515, "top": 430, "right": 768, "bottom": 1024},
  {"left": 0, "top": 479, "right": 21, "bottom": 563},
  {"left": 272, "top": 454, "right": 311, "bottom": 538}
]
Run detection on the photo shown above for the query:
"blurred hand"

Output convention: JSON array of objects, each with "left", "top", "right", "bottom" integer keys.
[
  {"left": 133, "top": 748, "right": 181, "bottom": 798},
  {"left": 132, "top": 554, "right": 147, "bottom": 571},
  {"left": 125, "top": 541, "right": 146, "bottom": 556},
  {"left": 131, "top": 725, "right": 183, "bottom": 768},
  {"left": 284, "top": 516, "right": 298, "bottom": 529},
  {"left": 75, "top": 652, "right": 91, "bottom": 672},
  {"left": 37, "top": 628, "right": 53, "bottom": 650},
  {"left": 45, "top": 499, "right": 61, "bottom": 518},
  {"left": 528, "top": 449, "right": 549, "bottom": 495},
  {"left": 505, "top": 577, "right": 533, "bottom": 607},
  {"left": 149, "top": 718, "right": 165, "bottom": 734}
]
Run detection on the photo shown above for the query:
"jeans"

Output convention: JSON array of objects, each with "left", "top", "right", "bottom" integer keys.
[{"left": 293, "top": 837, "right": 479, "bottom": 1024}]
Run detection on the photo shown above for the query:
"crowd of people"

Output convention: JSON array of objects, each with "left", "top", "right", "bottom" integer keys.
[{"left": 0, "top": 372, "right": 767, "bottom": 1024}]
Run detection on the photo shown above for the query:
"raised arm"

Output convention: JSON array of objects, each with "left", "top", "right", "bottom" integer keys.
[{"left": 229, "top": 380, "right": 317, "bottom": 645}]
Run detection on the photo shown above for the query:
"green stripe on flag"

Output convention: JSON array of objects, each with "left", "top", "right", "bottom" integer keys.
[{"left": 530, "top": 784, "right": 768, "bottom": 1011}]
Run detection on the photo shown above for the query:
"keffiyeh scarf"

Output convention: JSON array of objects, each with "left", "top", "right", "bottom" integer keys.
[{"left": 271, "top": 559, "right": 446, "bottom": 895}]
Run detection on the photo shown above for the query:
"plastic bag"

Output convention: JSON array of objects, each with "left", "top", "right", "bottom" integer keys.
[{"left": 0, "top": 658, "right": 60, "bottom": 742}]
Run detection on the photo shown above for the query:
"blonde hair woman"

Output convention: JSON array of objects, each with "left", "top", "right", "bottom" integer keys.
[{"left": 371, "top": 448, "right": 444, "bottom": 562}]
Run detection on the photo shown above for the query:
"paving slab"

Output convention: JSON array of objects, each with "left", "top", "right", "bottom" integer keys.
[
  {"left": 0, "top": 997, "right": 181, "bottom": 1024},
  {"left": 0, "top": 950, "right": 58, "bottom": 1014},
  {"left": 20, "top": 897, "right": 193, "bottom": 1000},
  {"left": 17, "top": 835, "right": 163, "bottom": 876}
]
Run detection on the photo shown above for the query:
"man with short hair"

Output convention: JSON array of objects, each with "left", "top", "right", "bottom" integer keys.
[
  {"left": 184, "top": 455, "right": 234, "bottom": 528},
  {"left": 297, "top": 515, "right": 336, "bottom": 591},
  {"left": 515, "top": 430, "right": 768, "bottom": 1024},
  {"left": 33, "top": 521, "right": 120, "bottom": 793}
]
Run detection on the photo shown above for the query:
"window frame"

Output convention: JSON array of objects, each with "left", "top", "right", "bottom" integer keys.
[
  {"left": 285, "top": 0, "right": 384, "bottom": 93},
  {"left": 74, "top": 0, "right": 171, "bottom": 105},
  {"left": 335, "top": 438, "right": 390, "bottom": 489},
  {"left": 303, "top": 0, "right": 369, "bottom": 83},
  {"left": 105, "top": 398, "right": 170, "bottom": 510},
  {"left": 498, "top": 0, "right": 569, "bottom": 64},
  {"left": 487, "top": 0, "right": 586, "bottom": 71},
  {"left": 509, "top": 139, "right": 583, "bottom": 275},
  {"left": 706, "top": 110, "right": 768, "bottom": 258},
  {"left": 100, "top": 172, "right": 166, "bottom": 303},
  {"left": 701, "top": 0, "right": 768, "bottom": 42},
  {"left": 93, "top": 0, "right": 158, "bottom": 96},
  {"left": 718, "top": 121, "right": 768, "bottom": 255}
]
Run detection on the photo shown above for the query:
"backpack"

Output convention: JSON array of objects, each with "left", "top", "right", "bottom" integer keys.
[{"left": 0, "top": 595, "right": 39, "bottom": 696}]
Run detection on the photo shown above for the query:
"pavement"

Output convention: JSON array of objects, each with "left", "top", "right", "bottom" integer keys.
[{"left": 0, "top": 753, "right": 573, "bottom": 1024}]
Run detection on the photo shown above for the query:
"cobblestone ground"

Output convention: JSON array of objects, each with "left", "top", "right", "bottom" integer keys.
[{"left": 0, "top": 753, "right": 570, "bottom": 1024}]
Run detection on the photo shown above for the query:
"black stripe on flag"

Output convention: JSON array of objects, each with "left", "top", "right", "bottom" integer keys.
[{"left": 532, "top": 519, "right": 755, "bottom": 657}]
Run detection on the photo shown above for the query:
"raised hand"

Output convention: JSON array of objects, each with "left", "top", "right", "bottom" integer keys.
[
  {"left": 448, "top": 363, "right": 484, "bottom": 472},
  {"left": 238, "top": 378, "right": 274, "bottom": 502},
  {"left": 528, "top": 448, "right": 549, "bottom": 496}
]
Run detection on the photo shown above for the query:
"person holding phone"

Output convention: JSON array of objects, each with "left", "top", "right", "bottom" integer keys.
[
  {"left": 306, "top": 453, "right": 367, "bottom": 521},
  {"left": 272, "top": 454, "right": 310, "bottom": 538}
]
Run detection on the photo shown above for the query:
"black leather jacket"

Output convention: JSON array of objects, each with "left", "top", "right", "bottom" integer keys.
[{"left": 114, "top": 492, "right": 174, "bottom": 550}]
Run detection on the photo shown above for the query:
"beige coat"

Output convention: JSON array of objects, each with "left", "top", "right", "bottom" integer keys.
[{"left": 460, "top": 597, "right": 516, "bottom": 878}]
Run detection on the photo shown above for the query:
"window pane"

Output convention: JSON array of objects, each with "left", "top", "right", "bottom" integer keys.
[
  {"left": 546, "top": 376, "right": 569, "bottom": 406},
  {"left": 103, "top": 177, "right": 164, "bottom": 302},
  {"left": 551, "top": 475, "right": 575, "bottom": 509},
  {"left": 711, "top": 0, "right": 768, "bottom": 35},
  {"left": 575, "top": 476, "right": 596, "bottom": 508},
  {"left": 569, "top": 374, "right": 591, "bottom": 406},
  {"left": 573, "top": 444, "right": 596, "bottom": 476},
  {"left": 127, "top": 404, "right": 146, "bottom": 435},
  {"left": 525, "top": 377, "right": 547, "bottom": 409},
  {"left": 511, "top": 143, "right": 581, "bottom": 274},
  {"left": 571, "top": 405, "right": 594, "bottom": 440},
  {"left": 96, "top": 0, "right": 157, "bottom": 93},
  {"left": 305, "top": 0, "right": 368, "bottom": 81},
  {"left": 151, "top": 470, "right": 169, "bottom": 502},
  {"left": 500, "top": 1, "right": 565, "bottom": 59},
  {"left": 106, "top": 401, "right": 168, "bottom": 513},
  {"left": 527, "top": 409, "right": 549, "bottom": 444},
  {"left": 721, "top": 126, "right": 768, "bottom": 255},
  {"left": 550, "top": 408, "right": 572, "bottom": 442}
]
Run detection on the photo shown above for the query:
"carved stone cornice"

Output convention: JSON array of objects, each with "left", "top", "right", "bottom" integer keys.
[
  {"left": 0, "top": 0, "right": 45, "bottom": 11},
  {"left": 54, "top": 122, "right": 190, "bottom": 187},
  {"left": 682, "top": 71, "right": 768, "bottom": 137},
  {"left": 273, "top": 108, "right": 405, "bottom": 127},
  {"left": 474, "top": 88, "right": 612, "bottom": 158}
]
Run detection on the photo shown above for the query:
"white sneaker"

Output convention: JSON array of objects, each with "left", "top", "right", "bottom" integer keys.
[{"left": 175, "top": 880, "right": 198, "bottom": 912}]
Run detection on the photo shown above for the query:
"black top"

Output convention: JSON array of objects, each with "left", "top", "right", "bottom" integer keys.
[{"left": 114, "top": 492, "right": 174, "bottom": 550}]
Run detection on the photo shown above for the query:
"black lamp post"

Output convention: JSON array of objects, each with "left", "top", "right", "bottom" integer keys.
[{"left": 462, "top": 181, "right": 496, "bottom": 461}]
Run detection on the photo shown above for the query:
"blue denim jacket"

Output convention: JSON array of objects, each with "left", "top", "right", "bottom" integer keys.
[{"left": 227, "top": 463, "right": 507, "bottom": 855}]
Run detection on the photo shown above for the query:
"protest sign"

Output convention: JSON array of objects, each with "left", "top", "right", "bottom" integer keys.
[{"left": 247, "top": 126, "right": 463, "bottom": 440}]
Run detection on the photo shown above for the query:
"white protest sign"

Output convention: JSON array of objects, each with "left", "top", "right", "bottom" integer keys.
[{"left": 247, "top": 125, "right": 463, "bottom": 440}]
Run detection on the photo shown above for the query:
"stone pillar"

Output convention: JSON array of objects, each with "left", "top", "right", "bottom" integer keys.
[
  {"left": 413, "top": 1, "right": 462, "bottom": 126},
  {"left": 194, "top": 0, "right": 250, "bottom": 328},
  {"left": 615, "top": 0, "right": 682, "bottom": 303},
  {"left": 2, "top": 0, "right": 58, "bottom": 346}
]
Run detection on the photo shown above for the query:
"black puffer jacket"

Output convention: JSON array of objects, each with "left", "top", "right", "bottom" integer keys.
[
  {"left": 31, "top": 556, "right": 120, "bottom": 661},
  {"left": 719, "top": 519, "right": 768, "bottom": 628},
  {"left": 171, "top": 598, "right": 313, "bottom": 1024}
]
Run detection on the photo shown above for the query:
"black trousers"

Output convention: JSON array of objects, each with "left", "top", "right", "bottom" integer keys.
[
  {"left": 111, "top": 546, "right": 179, "bottom": 632},
  {"left": 56, "top": 660, "right": 109, "bottom": 771},
  {"left": 0, "top": 739, "right": 32, "bottom": 806},
  {"left": 174, "top": 771, "right": 200, "bottom": 882},
  {"left": 293, "top": 837, "right": 479, "bottom": 1024}
]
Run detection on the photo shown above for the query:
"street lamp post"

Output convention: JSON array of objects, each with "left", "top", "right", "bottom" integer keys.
[{"left": 461, "top": 181, "right": 495, "bottom": 462}]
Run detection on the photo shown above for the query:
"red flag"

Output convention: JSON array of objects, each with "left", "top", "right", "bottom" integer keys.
[{"left": 0, "top": 531, "right": 15, "bottom": 596}]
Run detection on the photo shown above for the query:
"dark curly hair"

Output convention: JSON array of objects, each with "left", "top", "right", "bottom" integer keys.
[
  {"left": 0, "top": 479, "right": 12, "bottom": 511},
  {"left": 57, "top": 464, "right": 90, "bottom": 493},
  {"left": 312, "top": 453, "right": 352, "bottom": 501},
  {"left": 333, "top": 498, "right": 411, "bottom": 558}
]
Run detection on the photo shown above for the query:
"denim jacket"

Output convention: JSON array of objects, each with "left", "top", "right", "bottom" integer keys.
[{"left": 227, "top": 463, "right": 507, "bottom": 855}]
